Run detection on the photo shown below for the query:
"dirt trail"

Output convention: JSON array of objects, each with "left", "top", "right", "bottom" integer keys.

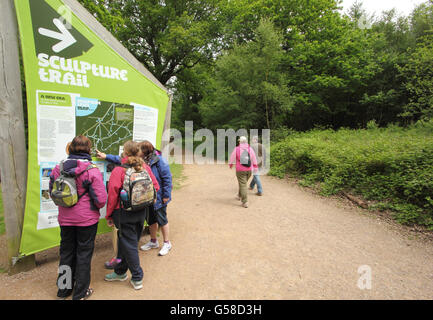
[{"left": 1, "top": 164, "right": 432, "bottom": 300}]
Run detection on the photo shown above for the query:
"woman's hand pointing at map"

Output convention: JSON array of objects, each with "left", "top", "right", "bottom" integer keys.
[{"left": 95, "top": 149, "right": 107, "bottom": 159}]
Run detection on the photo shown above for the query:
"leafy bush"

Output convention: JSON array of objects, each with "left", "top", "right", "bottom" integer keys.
[{"left": 270, "top": 125, "right": 433, "bottom": 229}]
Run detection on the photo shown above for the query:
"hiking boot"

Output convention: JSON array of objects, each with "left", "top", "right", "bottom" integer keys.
[
  {"left": 140, "top": 240, "right": 159, "bottom": 251},
  {"left": 242, "top": 202, "right": 249, "bottom": 208},
  {"left": 130, "top": 279, "right": 143, "bottom": 290},
  {"left": 104, "top": 257, "right": 121, "bottom": 269},
  {"left": 248, "top": 187, "right": 254, "bottom": 190},
  {"left": 159, "top": 242, "right": 172, "bottom": 256},
  {"left": 256, "top": 192, "right": 263, "bottom": 196},
  {"left": 104, "top": 272, "right": 128, "bottom": 282}
]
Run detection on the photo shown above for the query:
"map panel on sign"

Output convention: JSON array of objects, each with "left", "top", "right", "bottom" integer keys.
[{"left": 76, "top": 98, "right": 134, "bottom": 155}]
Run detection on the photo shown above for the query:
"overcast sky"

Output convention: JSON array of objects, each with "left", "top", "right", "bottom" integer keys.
[{"left": 340, "top": 0, "right": 427, "bottom": 17}]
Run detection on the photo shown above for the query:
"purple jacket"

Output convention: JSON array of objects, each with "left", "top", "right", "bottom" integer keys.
[{"left": 49, "top": 153, "right": 107, "bottom": 227}]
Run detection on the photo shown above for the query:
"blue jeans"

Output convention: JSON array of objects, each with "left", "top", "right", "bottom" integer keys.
[{"left": 249, "top": 174, "right": 263, "bottom": 194}]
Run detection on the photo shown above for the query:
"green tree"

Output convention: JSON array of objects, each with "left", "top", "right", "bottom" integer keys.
[
  {"left": 399, "top": 36, "right": 433, "bottom": 121},
  {"left": 282, "top": 4, "right": 384, "bottom": 130},
  {"left": 359, "top": 9, "right": 413, "bottom": 127},
  {"left": 199, "top": 19, "right": 291, "bottom": 130},
  {"left": 410, "top": 0, "right": 433, "bottom": 41},
  {"left": 171, "top": 64, "right": 212, "bottom": 132},
  {"left": 78, "top": 0, "right": 432, "bottom": 131},
  {"left": 78, "top": 0, "right": 224, "bottom": 85}
]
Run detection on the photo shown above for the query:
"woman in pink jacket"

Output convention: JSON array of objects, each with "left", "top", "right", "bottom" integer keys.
[
  {"left": 49, "top": 136, "right": 107, "bottom": 300},
  {"left": 229, "top": 136, "right": 258, "bottom": 208}
]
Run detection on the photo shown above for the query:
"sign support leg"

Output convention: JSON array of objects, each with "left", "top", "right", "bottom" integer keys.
[{"left": 0, "top": 0, "right": 36, "bottom": 275}]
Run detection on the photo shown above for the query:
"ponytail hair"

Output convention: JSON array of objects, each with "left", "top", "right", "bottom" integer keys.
[
  {"left": 122, "top": 140, "right": 144, "bottom": 171},
  {"left": 127, "top": 156, "right": 144, "bottom": 172}
]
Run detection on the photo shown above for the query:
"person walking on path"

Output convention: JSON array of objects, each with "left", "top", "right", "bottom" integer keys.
[
  {"left": 249, "top": 136, "right": 265, "bottom": 196},
  {"left": 104, "top": 141, "right": 160, "bottom": 290},
  {"left": 229, "top": 136, "right": 258, "bottom": 208},
  {"left": 138, "top": 141, "right": 173, "bottom": 256},
  {"left": 49, "top": 136, "right": 107, "bottom": 300}
]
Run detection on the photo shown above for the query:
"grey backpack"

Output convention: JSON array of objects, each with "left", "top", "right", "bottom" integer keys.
[
  {"left": 121, "top": 165, "right": 155, "bottom": 212},
  {"left": 51, "top": 161, "right": 96, "bottom": 208}
]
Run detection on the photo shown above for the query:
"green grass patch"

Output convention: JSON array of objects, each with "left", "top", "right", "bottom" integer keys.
[
  {"left": 169, "top": 161, "right": 185, "bottom": 190},
  {"left": 270, "top": 121, "right": 433, "bottom": 230}
]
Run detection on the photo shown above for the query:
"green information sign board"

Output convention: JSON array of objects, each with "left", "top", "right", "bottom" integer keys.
[{"left": 14, "top": 0, "right": 170, "bottom": 256}]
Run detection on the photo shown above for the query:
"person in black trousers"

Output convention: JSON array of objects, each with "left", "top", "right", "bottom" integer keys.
[
  {"left": 50, "top": 136, "right": 107, "bottom": 300},
  {"left": 104, "top": 141, "right": 160, "bottom": 290}
]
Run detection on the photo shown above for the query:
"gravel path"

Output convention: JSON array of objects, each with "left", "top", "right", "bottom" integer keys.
[{"left": 1, "top": 164, "right": 432, "bottom": 299}]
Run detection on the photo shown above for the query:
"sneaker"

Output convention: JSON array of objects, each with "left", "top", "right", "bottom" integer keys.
[
  {"left": 104, "top": 272, "right": 128, "bottom": 282},
  {"left": 158, "top": 242, "right": 172, "bottom": 256},
  {"left": 140, "top": 240, "right": 159, "bottom": 251},
  {"left": 242, "top": 202, "right": 249, "bottom": 208},
  {"left": 104, "top": 258, "right": 121, "bottom": 269},
  {"left": 130, "top": 279, "right": 143, "bottom": 290}
]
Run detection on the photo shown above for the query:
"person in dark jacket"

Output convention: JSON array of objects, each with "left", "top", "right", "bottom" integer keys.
[
  {"left": 49, "top": 136, "right": 107, "bottom": 300},
  {"left": 103, "top": 141, "right": 160, "bottom": 290},
  {"left": 138, "top": 141, "right": 173, "bottom": 256}
]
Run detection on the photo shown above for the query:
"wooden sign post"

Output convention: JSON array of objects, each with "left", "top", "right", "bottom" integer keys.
[{"left": 0, "top": 0, "right": 36, "bottom": 274}]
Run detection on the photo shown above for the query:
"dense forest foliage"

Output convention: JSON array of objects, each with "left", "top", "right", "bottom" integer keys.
[
  {"left": 77, "top": 0, "right": 433, "bottom": 228},
  {"left": 78, "top": 0, "right": 433, "bottom": 132}
]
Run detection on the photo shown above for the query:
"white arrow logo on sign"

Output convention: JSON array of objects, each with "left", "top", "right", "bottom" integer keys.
[{"left": 38, "top": 18, "right": 77, "bottom": 53}]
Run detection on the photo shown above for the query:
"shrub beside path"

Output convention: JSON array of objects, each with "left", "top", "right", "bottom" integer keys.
[{"left": 0, "top": 164, "right": 432, "bottom": 299}]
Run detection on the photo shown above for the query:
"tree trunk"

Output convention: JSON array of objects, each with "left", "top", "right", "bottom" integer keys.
[{"left": 0, "top": 0, "right": 35, "bottom": 274}]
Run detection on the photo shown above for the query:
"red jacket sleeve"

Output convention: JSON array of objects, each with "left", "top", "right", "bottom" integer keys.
[
  {"left": 144, "top": 163, "right": 160, "bottom": 192},
  {"left": 106, "top": 167, "right": 124, "bottom": 219}
]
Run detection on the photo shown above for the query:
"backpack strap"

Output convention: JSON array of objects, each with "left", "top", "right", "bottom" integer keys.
[
  {"left": 120, "top": 163, "right": 133, "bottom": 173},
  {"left": 59, "top": 160, "right": 73, "bottom": 177},
  {"left": 76, "top": 163, "right": 98, "bottom": 199}
]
